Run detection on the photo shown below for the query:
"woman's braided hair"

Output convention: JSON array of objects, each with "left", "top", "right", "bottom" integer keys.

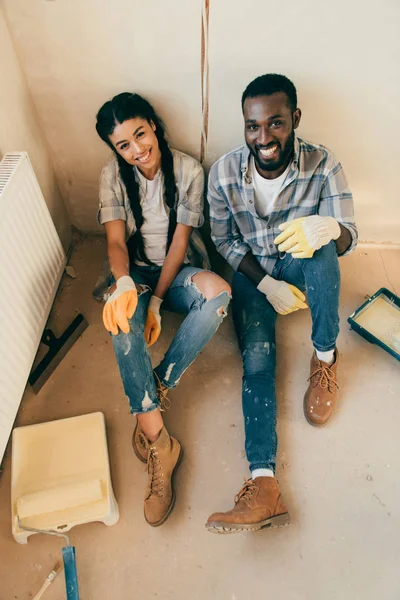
[{"left": 96, "top": 92, "right": 177, "bottom": 265}]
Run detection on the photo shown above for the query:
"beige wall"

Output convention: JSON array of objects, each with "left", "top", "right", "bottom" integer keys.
[
  {"left": 206, "top": 0, "right": 400, "bottom": 244},
  {"left": 2, "top": 0, "right": 400, "bottom": 243},
  {"left": 2, "top": 0, "right": 203, "bottom": 233},
  {"left": 0, "top": 9, "right": 71, "bottom": 251}
]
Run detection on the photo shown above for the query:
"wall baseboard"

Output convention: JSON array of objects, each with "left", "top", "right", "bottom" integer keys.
[{"left": 358, "top": 241, "right": 400, "bottom": 250}]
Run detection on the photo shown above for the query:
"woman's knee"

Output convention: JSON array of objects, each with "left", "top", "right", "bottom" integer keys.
[{"left": 191, "top": 271, "right": 231, "bottom": 301}]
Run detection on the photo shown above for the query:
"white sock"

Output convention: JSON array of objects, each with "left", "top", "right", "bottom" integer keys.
[
  {"left": 252, "top": 468, "right": 274, "bottom": 480},
  {"left": 316, "top": 349, "right": 335, "bottom": 364}
]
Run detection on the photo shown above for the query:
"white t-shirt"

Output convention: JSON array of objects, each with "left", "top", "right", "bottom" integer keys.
[
  {"left": 136, "top": 169, "right": 169, "bottom": 266},
  {"left": 251, "top": 157, "right": 291, "bottom": 219}
]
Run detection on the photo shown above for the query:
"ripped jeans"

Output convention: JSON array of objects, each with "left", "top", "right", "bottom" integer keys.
[
  {"left": 112, "top": 264, "right": 231, "bottom": 415},
  {"left": 232, "top": 242, "right": 340, "bottom": 472}
]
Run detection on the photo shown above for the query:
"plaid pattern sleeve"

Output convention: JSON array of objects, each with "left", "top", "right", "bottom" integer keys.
[
  {"left": 175, "top": 152, "right": 205, "bottom": 228},
  {"left": 97, "top": 159, "right": 128, "bottom": 225},
  {"left": 208, "top": 158, "right": 252, "bottom": 270},
  {"left": 318, "top": 155, "right": 358, "bottom": 255}
]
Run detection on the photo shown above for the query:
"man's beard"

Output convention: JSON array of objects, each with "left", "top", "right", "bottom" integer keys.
[{"left": 248, "top": 129, "right": 295, "bottom": 172}]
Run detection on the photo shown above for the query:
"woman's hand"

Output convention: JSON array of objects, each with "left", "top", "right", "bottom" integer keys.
[
  {"left": 103, "top": 220, "right": 136, "bottom": 335},
  {"left": 144, "top": 296, "right": 163, "bottom": 346},
  {"left": 103, "top": 276, "right": 138, "bottom": 335}
]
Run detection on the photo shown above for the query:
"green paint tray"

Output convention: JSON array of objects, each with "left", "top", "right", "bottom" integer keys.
[{"left": 348, "top": 287, "right": 400, "bottom": 361}]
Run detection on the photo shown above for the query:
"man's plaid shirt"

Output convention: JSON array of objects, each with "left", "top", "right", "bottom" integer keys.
[{"left": 208, "top": 136, "right": 357, "bottom": 274}]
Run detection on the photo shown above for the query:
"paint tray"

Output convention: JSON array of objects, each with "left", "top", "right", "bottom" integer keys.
[
  {"left": 348, "top": 287, "right": 400, "bottom": 361},
  {"left": 12, "top": 412, "right": 119, "bottom": 543}
]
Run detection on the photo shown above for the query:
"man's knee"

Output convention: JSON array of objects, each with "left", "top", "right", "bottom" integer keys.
[
  {"left": 191, "top": 271, "right": 231, "bottom": 301},
  {"left": 299, "top": 241, "right": 340, "bottom": 280},
  {"left": 311, "top": 240, "right": 338, "bottom": 263},
  {"left": 242, "top": 341, "right": 276, "bottom": 376}
]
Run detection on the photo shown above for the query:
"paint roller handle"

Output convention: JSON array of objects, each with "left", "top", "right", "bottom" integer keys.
[{"left": 62, "top": 546, "right": 80, "bottom": 600}]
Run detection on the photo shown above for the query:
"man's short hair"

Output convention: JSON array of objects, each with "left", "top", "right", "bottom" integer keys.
[{"left": 242, "top": 74, "right": 297, "bottom": 112}]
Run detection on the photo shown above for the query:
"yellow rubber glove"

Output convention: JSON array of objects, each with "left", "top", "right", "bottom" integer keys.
[
  {"left": 257, "top": 274, "right": 308, "bottom": 315},
  {"left": 274, "top": 216, "right": 341, "bottom": 258},
  {"left": 144, "top": 295, "right": 163, "bottom": 347},
  {"left": 103, "top": 276, "right": 138, "bottom": 335}
]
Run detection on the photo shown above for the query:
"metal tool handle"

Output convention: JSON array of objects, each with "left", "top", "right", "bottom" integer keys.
[{"left": 62, "top": 546, "right": 80, "bottom": 600}]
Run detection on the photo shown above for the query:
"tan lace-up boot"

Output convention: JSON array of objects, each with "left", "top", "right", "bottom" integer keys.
[
  {"left": 206, "top": 477, "right": 290, "bottom": 533},
  {"left": 144, "top": 426, "right": 183, "bottom": 527},
  {"left": 304, "top": 349, "right": 339, "bottom": 426}
]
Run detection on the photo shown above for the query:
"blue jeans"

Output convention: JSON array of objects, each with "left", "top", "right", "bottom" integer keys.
[
  {"left": 232, "top": 242, "right": 340, "bottom": 472},
  {"left": 112, "top": 265, "right": 231, "bottom": 415}
]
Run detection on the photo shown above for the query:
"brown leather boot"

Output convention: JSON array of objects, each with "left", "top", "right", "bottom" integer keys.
[
  {"left": 206, "top": 477, "right": 290, "bottom": 533},
  {"left": 304, "top": 349, "right": 339, "bottom": 426},
  {"left": 144, "top": 427, "right": 183, "bottom": 527}
]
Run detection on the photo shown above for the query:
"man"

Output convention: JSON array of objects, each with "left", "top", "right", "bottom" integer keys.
[{"left": 206, "top": 74, "right": 357, "bottom": 533}]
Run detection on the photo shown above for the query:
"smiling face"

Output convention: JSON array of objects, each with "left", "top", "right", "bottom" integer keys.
[
  {"left": 243, "top": 92, "right": 301, "bottom": 179},
  {"left": 108, "top": 117, "right": 161, "bottom": 178}
]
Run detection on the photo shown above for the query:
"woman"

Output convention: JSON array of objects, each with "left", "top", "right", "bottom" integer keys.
[{"left": 95, "top": 93, "right": 231, "bottom": 527}]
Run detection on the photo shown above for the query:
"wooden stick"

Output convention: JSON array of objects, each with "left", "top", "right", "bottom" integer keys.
[{"left": 33, "top": 561, "right": 62, "bottom": 600}]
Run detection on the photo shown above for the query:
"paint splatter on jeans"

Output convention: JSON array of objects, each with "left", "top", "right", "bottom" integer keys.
[
  {"left": 232, "top": 241, "right": 340, "bottom": 471},
  {"left": 112, "top": 265, "right": 230, "bottom": 415}
]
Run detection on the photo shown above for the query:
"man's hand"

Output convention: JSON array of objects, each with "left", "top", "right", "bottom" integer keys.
[
  {"left": 103, "top": 276, "right": 138, "bottom": 335},
  {"left": 257, "top": 274, "right": 308, "bottom": 315},
  {"left": 144, "top": 296, "right": 162, "bottom": 346},
  {"left": 274, "top": 216, "right": 341, "bottom": 258}
]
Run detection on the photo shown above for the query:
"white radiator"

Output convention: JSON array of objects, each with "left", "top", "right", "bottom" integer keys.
[{"left": 0, "top": 152, "right": 66, "bottom": 462}]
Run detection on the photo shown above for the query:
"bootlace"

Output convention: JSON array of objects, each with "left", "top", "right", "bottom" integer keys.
[
  {"left": 138, "top": 430, "right": 147, "bottom": 451},
  {"left": 235, "top": 478, "right": 257, "bottom": 504},
  {"left": 308, "top": 364, "right": 339, "bottom": 393},
  {"left": 147, "top": 446, "right": 165, "bottom": 497},
  {"left": 153, "top": 371, "right": 171, "bottom": 412}
]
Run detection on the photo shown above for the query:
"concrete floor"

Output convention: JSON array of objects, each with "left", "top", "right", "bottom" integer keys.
[{"left": 0, "top": 237, "right": 399, "bottom": 600}]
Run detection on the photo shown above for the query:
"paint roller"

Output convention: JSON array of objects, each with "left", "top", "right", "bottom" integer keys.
[
  {"left": 17, "top": 478, "right": 104, "bottom": 600},
  {"left": 17, "top": 478, "right": 103, "bottom": 519}
]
